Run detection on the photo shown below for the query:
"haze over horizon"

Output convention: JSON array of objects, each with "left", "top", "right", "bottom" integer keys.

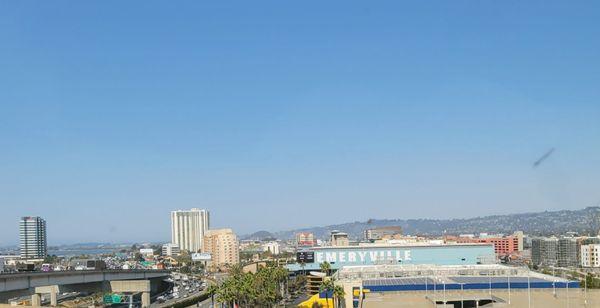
[{"left": 1, "top": 1, "right": 599, "bottom": 245}]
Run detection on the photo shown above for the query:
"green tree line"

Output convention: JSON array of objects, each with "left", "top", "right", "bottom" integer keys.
[{"left": 209, "top": 264, "right": 289, "bottom": 307}]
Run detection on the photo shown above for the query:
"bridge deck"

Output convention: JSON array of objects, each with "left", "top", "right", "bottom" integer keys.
[{"left": 0, "top": 270, "right": 170, "bottom": 293}]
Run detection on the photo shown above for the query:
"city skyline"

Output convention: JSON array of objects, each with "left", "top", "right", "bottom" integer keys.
[{"left": 1, "top": 1, "right": 600, "bottom": 244}]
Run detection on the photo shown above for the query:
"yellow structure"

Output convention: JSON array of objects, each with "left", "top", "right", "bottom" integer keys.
[{"left": 297, "top": 293, "right": 334, "bottom": 308}]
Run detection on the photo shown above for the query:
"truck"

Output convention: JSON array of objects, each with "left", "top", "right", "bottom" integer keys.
[
  {"left": 16, "top": 263, "right": 35, "bottom": 272},
  {"left": 69, "top": 259, "right": 106, "bottom": 270},
  {"left": 41, "top": 264, "right": 53, "bottom": 272}
]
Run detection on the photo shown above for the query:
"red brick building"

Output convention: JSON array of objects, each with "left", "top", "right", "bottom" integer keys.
[{"left": 446, "top": 232, "right": 523, "bottom": 256}]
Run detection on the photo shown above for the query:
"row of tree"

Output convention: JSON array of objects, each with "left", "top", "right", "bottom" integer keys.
[
  {"left": 207, "top": 263, "right": 289, "bottom": 307},
  {"left": 318, "top": 261, "right": 345, "bottom": 308}
]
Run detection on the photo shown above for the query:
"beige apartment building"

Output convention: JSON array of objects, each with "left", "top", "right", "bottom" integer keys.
[{"left": 203, "top": 228, "right": 240, "bottom": 267}]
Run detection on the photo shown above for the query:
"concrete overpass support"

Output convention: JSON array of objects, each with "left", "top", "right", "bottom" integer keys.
[
  {"left": 31, "top": 294, "right": 41, "bottom": 307},
  {"left": 34, "top": 285, "right": 60, "bottom": 307},
  {"left": 110, "top": 280, "right": 151, "bottom": 308}
]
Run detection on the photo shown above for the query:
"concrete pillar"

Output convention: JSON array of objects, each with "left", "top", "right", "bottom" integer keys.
[
  {"left": 31, "top": 293, "right": 41, "bottom": 307},
  {"left": 142, "top": 292, "right": 150, "bottom": 308},
  {"left": 110, "top": 280, "right": 152, "bottom": 307},
  {"left": 34, "top": 285, "right": 61, "bottom": 307},
  {"left": 50, "top": 291, "right": 57, "bottom": 307}
]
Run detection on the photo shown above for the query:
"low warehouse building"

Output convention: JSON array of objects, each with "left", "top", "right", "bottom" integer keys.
[{"left": 328, "top": 264, "right": 599, "bottom": 307}]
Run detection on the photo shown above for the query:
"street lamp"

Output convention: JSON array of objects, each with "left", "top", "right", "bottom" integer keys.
[{"left": 460, "top": 283, "right": 464, "bottom": 308}]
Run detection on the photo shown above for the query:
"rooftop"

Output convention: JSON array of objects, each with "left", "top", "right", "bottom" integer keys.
[
  {"left": 334, "top": 264, "right": 571, "bottom": 284},
  {"left": 312, "top": 242, "right": 494, "bottom": 250}
]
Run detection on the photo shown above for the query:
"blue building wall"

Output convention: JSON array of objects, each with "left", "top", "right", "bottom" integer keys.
[{"left": 287, "top": 245, "right": 495, "bottom": 271}]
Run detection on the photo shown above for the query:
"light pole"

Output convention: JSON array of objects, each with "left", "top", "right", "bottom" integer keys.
[
  {"left": 460, "top": 283, "right": 464, "bottom": 308},
  {"left": 566, "top": 280, "right": 570, "bottom": 308},
  {"left": 527, "top": 273, "right": 531, "bottom": 308},
  {"left": 585, "top": 273, "right": 588, "bottom": 306},
  {"left": 443, "top": 280, "right": 446, "bottom": 308},
  {"left": 507, "top": 271, "right": 511, "bottom": 305}
]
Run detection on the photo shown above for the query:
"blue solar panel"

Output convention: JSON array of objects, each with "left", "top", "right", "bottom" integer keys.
[
  {"left": 363, "top": 277, "right": 435, "bottom": 286},
  {"left": 450, "top": 276, "right": 551, "bottom": 284},
  {"left": 362, "top": 276, "right": 579, "bottom": 292}
]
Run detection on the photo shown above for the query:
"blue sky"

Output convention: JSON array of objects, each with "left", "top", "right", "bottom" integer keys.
[{"left": 1, "top": 1, "right": 599, "bottom": 244}]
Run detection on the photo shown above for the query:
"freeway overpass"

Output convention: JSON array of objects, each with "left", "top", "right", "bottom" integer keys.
[
  {"left": 0, "top": 270, "right": 170, "bottom": 306},
  {"left": 0, "top": 270, "right": 169, "bottom": 293}
]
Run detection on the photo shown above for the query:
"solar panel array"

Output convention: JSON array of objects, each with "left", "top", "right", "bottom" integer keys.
[
  {"left": 450, "top": 276, "right": 552, "bottom": 284},
  {"left": 362, "top": 275, "right": 578, "bottom": 292},
  {"left": 363, "top": 277, "right": 436, "bottom": 286}
]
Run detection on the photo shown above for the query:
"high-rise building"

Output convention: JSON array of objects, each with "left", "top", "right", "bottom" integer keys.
[
  {"left": 162, "top": 243, "right": 181, "bottom": 257},
  {"left": 364, "top": 226, "right": 403, "bottom": 242},
  {"left": 449, "top": 231, "right": 524, "bottom": 256},
  {"left": 203, "top": 228, "right": 239, "bottom": 267},
  {"left": 531, "top": 236, "right": 579, "bottom": 268},
  {"left": 531, "top": 237, "right": 558, "bottom": 267},
  {"left": 20, "top": 216, "right": 47, "bottom": 260},
  {"left": 557, "top": 237, "right": 578, "bottom": 267},
  {"left": 581, "top": 244, "right": 600, "bottom": 267},
  {"left": 330, "top": 230, "right": 349, "bottom": 246},
  {"left": 262, "top": 241, "right": 280, "bottom": 255},
  {"left": 170, "top": 208, "right": 209, "bottom": 253},
  {"left": 296, "top": 232, "right": 316, "bottom": 247}
]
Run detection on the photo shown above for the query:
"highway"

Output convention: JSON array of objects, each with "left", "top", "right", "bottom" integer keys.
[
  {"left": 183, "top": 273, "right": 228, "bottom": 308},
  {"left": 189, "top": 296, "right": 214, "bottom": 308},
  {"left": 151, "top": 274, "right": 207, "bottom": 308}
]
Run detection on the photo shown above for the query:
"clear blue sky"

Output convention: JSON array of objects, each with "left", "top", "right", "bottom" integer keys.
[{"left": 1, "top": 1, "right": 599, "bottom": 245}]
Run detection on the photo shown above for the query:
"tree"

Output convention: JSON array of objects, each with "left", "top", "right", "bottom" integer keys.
[
  {"left": 586, "top": 273, "right": 600, "bottom": 289},
  {"left": 43, "top": 255, "right": 59, "bottom": 264},
  {"left": 320, "top": 261, "right": 331, "bottom": 276},
  {"left": 206, "top": 284, "right": 217, "bottom": 307},
  {"left": 319, "top": 279, "right": 335, "bottom": 307},
  {"left": 214, "top": 263, "right": 289, "bottom": 307},
  {"left": 333, "top": 285, "right": 345, "bottom": 308}
]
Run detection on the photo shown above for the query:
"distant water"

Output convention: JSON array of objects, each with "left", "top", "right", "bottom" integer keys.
[{"left": 48, "top": 248, "right": 120, "bottom": 257}]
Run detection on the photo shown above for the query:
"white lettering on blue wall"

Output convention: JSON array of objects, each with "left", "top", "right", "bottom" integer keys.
[{"left": 313, "top": 249, "right": 413, "bottom": 265}]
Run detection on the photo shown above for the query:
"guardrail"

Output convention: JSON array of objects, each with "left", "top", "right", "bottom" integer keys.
[{"left": 0, "top": 269, "right": 170, "bottom": 278}]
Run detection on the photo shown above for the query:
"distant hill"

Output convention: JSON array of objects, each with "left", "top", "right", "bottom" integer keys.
[
  {"left": 243, "top": 230, "right": 276, "bottom": 241},
  {"left": 270, "top": 207, "right": 600, "bottom": 240}
]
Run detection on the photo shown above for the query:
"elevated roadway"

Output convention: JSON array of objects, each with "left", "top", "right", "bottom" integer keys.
[{"left": 0, "top": 270, "right": 169, "bottom": 293}]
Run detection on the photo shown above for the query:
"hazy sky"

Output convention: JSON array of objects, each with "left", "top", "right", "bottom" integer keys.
[{"left": 1, "top": 1, "right": 599, "bottom": 245}]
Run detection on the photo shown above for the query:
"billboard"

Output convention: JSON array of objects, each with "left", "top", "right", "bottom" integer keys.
[
  {"left": 191, "top": 252, "right": 212, "bottom": 261},
  {"left": 296, "top": 251, "right": 315, "bottom": 263},
  {"left": 299, "top": 245, "right": 495, "bottom": 267}
]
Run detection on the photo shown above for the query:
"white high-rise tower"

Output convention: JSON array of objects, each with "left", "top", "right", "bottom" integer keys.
[{"left": 170, "top": 208, "right": 209, "bottom": 253}]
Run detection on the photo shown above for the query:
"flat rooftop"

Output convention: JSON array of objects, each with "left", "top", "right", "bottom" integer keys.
[
  {"left": 336, "top": 264, "right": 572, "bottom": 284},
  {"left": 359, "top": 289, "right": 600, "bottom": 307},
  {"left": 311, "top": 242, "right": 493, "bottom": 250}
]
